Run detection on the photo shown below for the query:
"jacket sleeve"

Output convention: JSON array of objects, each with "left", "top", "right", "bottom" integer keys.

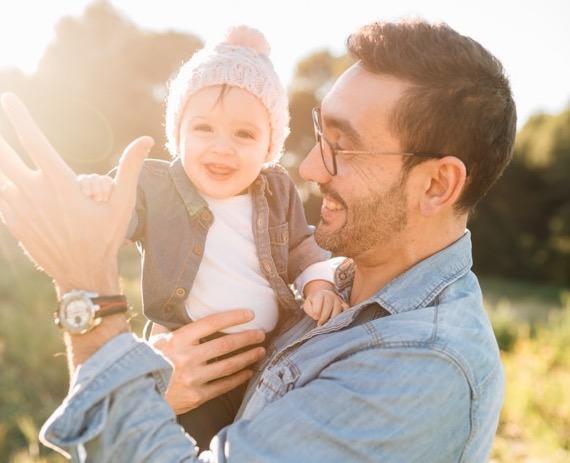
[
  {"left": 282, "top": 174, "right": 330, "bottom": 283},
  {"left": 40, "top": 338, "right": 472, "bottom": 462}
]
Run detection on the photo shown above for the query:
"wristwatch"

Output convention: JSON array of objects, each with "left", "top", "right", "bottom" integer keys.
[{"left": 54, "top": 290, "right": 128, "bottom": 334}]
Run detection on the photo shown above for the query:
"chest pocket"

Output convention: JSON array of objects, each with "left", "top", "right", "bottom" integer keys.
[
  {"left": 268, "top": 222, "right": 289, "bottom": 275},
  {"left": 257, "top": 360, "right": 299, "bottom": 402}
]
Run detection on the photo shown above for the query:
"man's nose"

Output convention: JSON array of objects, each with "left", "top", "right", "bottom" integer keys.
[{"left": 299, "top": 143, "right": 331, "bottom": 184}]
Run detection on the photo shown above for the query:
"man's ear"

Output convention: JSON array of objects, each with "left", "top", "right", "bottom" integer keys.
[{"left": 418, "top": 157, "right": 467, "bottom": 216}]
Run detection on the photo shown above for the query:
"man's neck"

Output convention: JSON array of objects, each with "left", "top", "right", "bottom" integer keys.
[{"left": 349, "top": 220, "right": 466, "bottom": 306}]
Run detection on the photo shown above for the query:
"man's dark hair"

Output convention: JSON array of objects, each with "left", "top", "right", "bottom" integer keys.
[{"left": 347, "top": 20, "right": 517, "bottom": 213}]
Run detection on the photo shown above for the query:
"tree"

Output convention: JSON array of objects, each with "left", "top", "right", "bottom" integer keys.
[{"left": 0, "top": 0, "right": 202, "bottom": 174}]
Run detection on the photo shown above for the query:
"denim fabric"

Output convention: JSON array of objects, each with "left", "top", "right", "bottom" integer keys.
[
  {"left": 126, "top": 157, "right": 330, "bottom": 330},
  {"left": 41, "top": 231, "right": 505, "bottom": 462}
]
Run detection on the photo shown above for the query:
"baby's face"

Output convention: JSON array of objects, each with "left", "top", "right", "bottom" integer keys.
[{"left": 179, "top": 85, "right": 271, "bottom": 199}]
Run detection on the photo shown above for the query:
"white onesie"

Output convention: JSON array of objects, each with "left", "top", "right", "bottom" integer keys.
[{"left": 185, "top": 192, "right": 338, "bottom": 333}]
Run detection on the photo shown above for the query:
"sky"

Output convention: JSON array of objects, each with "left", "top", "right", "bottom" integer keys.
[{"left": 1, "top": 0, "right": 569, "bottom": 128}]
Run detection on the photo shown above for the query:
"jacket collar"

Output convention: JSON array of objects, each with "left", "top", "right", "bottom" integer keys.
[
  {"left": 168, "top": 157, "right": 207, "bottom": 216},
  {"left": 336, "top": 231, "right": 473, "bottom": 316},
  {"left": 168, "top": 158, "right": 271, "bottom": 216}
]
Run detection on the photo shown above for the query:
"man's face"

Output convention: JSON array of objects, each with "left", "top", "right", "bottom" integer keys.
[{"left": 299, "top": 64, "right": 411, "bottom": 257}]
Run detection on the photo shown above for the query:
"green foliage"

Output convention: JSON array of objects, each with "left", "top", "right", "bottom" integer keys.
[
  {"left": 0, "top": 231, "right": 67, "bottom": 462},
  {"left": 0, "top": 231, "right": 143, "bottom": 462},
  {"left": 0, "top": 0, "right": 202, "bottom": 174},
  {"left": 490, "top": 291, "right": 570, "bottom": 462},
  {"left": 471, "top": 107, "right": 570, "bottom": 285}
]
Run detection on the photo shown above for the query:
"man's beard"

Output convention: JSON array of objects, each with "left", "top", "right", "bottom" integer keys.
[{"left": 315, "top": 179, "right": 408, "bottom": 257}]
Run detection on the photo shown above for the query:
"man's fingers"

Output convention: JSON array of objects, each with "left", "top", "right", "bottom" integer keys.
[
  {"left": 196, "top": 330, "right": 265, "bottom": 362},
  {"left": 113, "top": 136, "right": 154, "bottom": 198},
  {"left": 0, "top": 194, "right": 14, "bottom": 227},
  {"left": 0, "top": 134, "right": 32, "bottom": 182},
  {"left": 200, "top": 346, "right": 265, "bottom": 383},
  {"left": 200, "top": 369, "right": 254, "bottom": 404},
  {"left": 0, "top": 93, "right": 73, "bottom": 179},
  {"left": 173, "top": 309, "right": 256, "bottom": 344}
]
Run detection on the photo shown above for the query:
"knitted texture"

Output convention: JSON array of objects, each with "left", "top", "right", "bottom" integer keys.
[{"left": 165, "top": 26, "right": 289, "bottom": 163}]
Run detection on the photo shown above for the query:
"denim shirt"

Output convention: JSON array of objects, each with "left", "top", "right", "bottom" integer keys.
[
  {"left": 126, "top": 157, "right": 329, "bottom": 330},
  {"left": 40, "top": 231, "right": 505, "bottom": 462}
]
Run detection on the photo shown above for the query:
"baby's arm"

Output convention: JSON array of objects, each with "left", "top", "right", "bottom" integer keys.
[
  {"left": 295, "top": 257, "right": 349, "bottom": 326},
  {"left": 77, "top": 174, "right": 115, "bottom": 202},
  {"left": 303, "top": 279, "right": 348, "bottom": 326}
]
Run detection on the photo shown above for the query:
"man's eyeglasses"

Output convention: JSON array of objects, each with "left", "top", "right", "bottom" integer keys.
[{"left": 312, "top": 107, "right": 458, "bottom": 176}]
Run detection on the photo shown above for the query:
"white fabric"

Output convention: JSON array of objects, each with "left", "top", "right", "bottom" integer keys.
[
  {"left": 185, "top": 193, "right": 280, "bottom": 334},
  {"left": 294, "top": 257, "right": 345, "bottom": 295}
]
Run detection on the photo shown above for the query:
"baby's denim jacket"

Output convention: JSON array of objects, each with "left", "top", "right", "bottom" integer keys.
[{"left": 126, "top": 157, "right": 330, "bottom": 331}]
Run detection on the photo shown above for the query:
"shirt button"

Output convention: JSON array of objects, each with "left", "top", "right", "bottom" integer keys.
[
  {"left": 257, "top": 218, "right": 263, "bottom": 229},
  {"left": 175, "top": 287, "right": 186, "bottom": 298},
  {"left": 193, "top": 244, "right": 204, "bottom": 256}
]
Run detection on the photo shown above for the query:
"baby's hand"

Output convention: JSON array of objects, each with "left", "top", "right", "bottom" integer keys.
[
  {"left": 303, "top": 283, "right": 349, "bottom": 327},
  {"left": 77, "top": 174, "right": 114, "bottom": 202}
]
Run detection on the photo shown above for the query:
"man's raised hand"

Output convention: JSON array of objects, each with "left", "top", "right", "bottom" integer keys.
[{"left": 0, "top": 93, "right": 153, "bottom": 294}]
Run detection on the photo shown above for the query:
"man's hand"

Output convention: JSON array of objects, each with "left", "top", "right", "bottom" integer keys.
[
  {"left": 151, "top": 310, "right": 266, "bottom": 415},
  {"left": 0, "top": 93, "right": 153, "bottom": 295}
]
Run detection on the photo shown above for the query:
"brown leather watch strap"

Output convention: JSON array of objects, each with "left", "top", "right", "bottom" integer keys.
[{"left": 93, "top": 295, "right": 129, "bottom": 318}]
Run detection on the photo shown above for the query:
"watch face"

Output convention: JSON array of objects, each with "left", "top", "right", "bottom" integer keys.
[{"left": 60, "top": 296, "right": 94, "bottom": 333}]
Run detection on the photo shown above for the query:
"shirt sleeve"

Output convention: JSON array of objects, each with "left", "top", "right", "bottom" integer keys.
[
  {"left": 40, "top": 339, "right": 472, "bottom": 462},
  {"left": 293, "top": 256, "right": 345, "bottom": 295}
]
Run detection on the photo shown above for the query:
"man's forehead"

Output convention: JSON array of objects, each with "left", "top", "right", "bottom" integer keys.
[{"left": 321, "top": 63, "right": 409, "bottom": 135}]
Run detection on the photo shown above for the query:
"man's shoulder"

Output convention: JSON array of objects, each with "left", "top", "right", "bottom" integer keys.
[{"left": 370, "top": 270, "right": 502, "bottom": 391}]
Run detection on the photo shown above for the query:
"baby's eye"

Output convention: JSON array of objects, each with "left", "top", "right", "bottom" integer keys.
[
  {"left": 193, "top": 123, "right": 213, "bottom": 132},
  {"left": 236, "top": 129, "right": 255, "bottom": 140}
]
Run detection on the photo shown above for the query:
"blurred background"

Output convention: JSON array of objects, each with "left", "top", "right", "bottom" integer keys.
[{"left": 0, "top": 1, "right": 569, "bottom": 461}]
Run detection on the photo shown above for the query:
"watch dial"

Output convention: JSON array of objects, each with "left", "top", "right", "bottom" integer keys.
[{"left": 65, "top": 300, "right": 91, "bottom": 329}]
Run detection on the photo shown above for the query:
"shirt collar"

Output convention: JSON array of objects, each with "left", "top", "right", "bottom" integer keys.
[{"left": 335, "top": 230, "right": 473, "bottom": 316}]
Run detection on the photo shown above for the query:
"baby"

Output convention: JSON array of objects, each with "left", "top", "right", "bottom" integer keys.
[{"left": 78, "top": 26, "right": 347, "bottom": 449}]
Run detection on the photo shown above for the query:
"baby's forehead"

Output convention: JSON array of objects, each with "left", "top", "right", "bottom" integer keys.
[{"left": 182, "top": 86, "right": 271, "bottom": 125}]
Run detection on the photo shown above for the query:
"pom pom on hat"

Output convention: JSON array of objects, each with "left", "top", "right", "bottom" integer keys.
[{"left": 223, "top": 25, "right": 271, "bottom": 57}]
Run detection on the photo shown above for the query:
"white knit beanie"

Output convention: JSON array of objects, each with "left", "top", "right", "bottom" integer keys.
[{"left": 165, "top": 26, "right": 290, "bottom": 163}]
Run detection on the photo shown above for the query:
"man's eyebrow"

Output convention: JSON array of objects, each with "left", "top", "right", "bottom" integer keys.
[{"left": 322, "top": 114, "right": 363, "bottom": 147}]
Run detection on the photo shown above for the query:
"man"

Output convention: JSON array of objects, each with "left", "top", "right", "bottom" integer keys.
[{"left": 0, "top": 19, "right": 516, "bottom": 462}]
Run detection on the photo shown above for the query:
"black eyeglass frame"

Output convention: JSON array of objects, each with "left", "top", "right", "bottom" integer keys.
[{"left": 312, "top": 107, "right": 463, "bottom": 176}]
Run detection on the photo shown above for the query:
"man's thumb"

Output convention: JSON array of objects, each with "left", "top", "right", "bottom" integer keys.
[{"left": 115, "top": 136, "right": 154, "bottom": 195}]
